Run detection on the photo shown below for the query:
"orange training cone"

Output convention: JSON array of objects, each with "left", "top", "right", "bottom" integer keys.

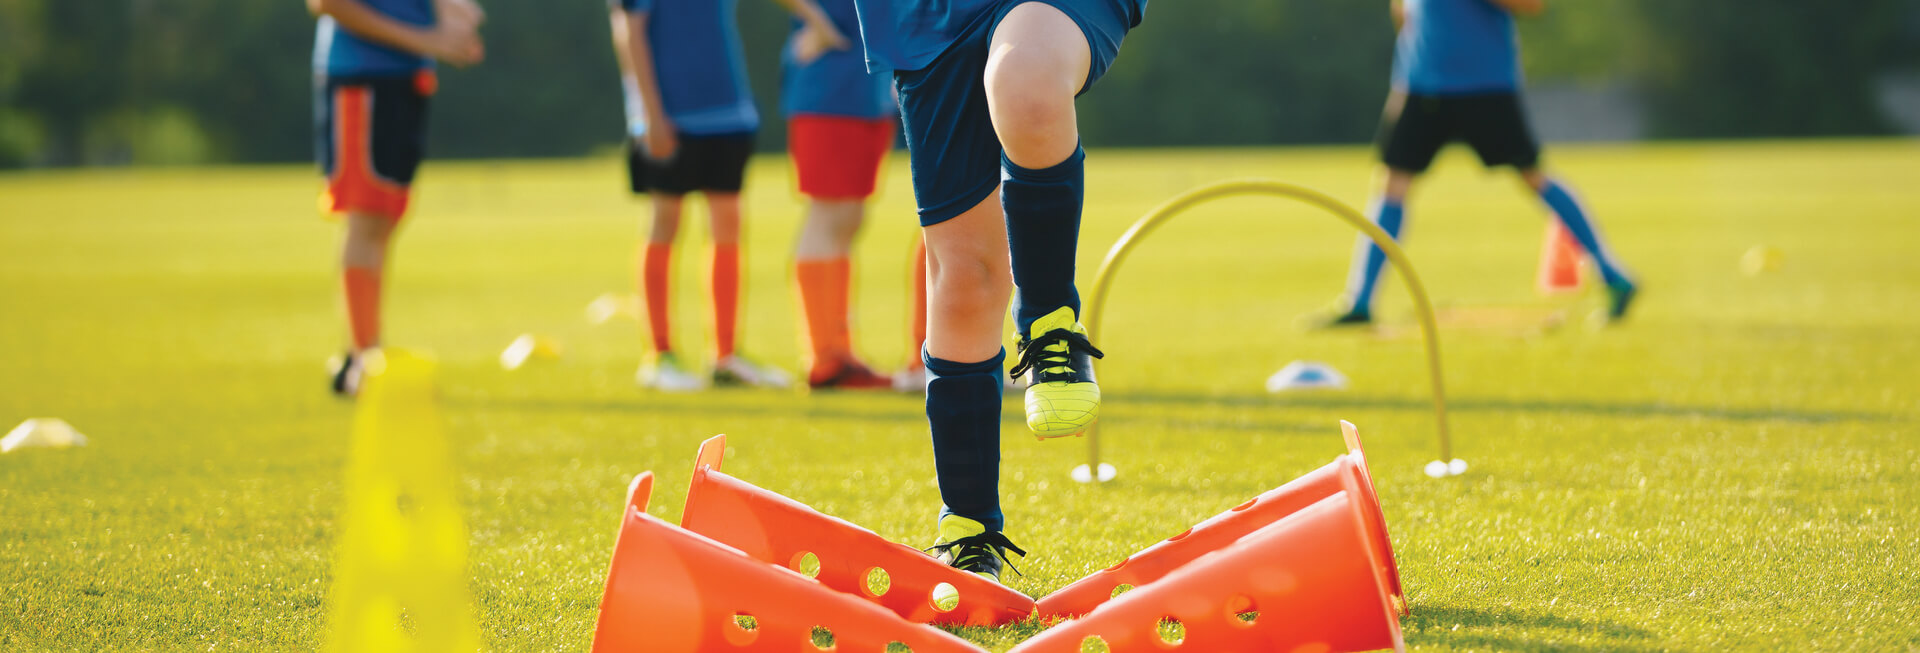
[
  {"left": 1010, "top": 485, "right": 1405, "bottom": 653},
  {"left": 1036, "top": 421, "right": 1405, "bottom": 619},
  {"left": 591, "top": 471, "right": 985, "bottom": 653},
  {"left": 680, "top": 435, "right": 1036, "bottom": 626},
  {"left": 1537, "top": 222, "right": 1585, "bottom": 294}
]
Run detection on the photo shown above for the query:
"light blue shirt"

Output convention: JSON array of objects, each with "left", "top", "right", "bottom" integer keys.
[{"left": 313, "top": 0, "right": 434, "bottom": 77}]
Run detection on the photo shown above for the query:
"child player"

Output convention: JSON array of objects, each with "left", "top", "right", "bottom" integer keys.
[
  {"left": 782, "top": 0, "right": 910, "bottom": 391},
  {"left": 311, "top": 0, "right": 484, "bottom": 396},
  {"left": 611, "top": 0, "right": 844, "bottom": 391},
  {"left": 1322, "top": 0, "right": 1637, "bottom": 327},
  {"left": 852, "top": 0, "right": 1147, "bottom": 583}
]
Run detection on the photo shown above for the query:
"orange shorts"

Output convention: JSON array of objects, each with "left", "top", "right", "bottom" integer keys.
[
  {"left": 317, "top": 70, "right": 435, "bottom": 219},
  {"left": 787, "top": 115, "right": 895, "bottom": 200}
]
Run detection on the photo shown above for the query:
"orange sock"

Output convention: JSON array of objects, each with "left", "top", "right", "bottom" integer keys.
[
  {"left": 796, "top": 258, "right": 852, "bottom": 376},
  {"left": 342, "top": 266, "right": 382, "bottom": 351},
  {"left": 908, "top": 237, "right": 928, "bottom": 363},
  {"left": 712, "top": 243, "right": 740, "bottom": 359},
  {"left": 642, "top": 243, "right": 672, "bottom": 354}
]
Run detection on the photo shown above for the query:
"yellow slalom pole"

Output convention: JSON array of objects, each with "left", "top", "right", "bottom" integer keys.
[{"left": 1080, "top": 179, "right": 1453, "bottom": 480}]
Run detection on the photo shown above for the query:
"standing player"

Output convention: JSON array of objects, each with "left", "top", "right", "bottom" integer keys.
[
  {"left": 1322, "top": 0, "right": 1638, "bottom": 326},
  {"left": 782, "top": 0, "right": 907, "bottom": 390},
  {"left": 612, "top": 0, "right": 841, "bottom": 391},
  {"left": 311, "top": 0, "right": 484, "bottom": 396},
  {"left": 853, "top": 0, "right": 1146, "bottom": 583}
]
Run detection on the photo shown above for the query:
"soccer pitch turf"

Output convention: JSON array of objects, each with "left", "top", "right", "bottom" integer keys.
[{"left": 2, "top": 141, "right": 1916, "bottom": 651}]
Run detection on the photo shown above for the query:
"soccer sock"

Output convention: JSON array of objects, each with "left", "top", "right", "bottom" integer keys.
[
  {"left": 1539, "top": 179, "right": 1632, "bottom": 288},
  {"left": 711, "top": 243, "right": 740, "bottom": 360},
  {"left": 1343, "top": 198, "right": 1406, "bottom": 316},
  {"left": 341, "top": 266, "right": 382, "bottom": 350},
  {"left": 925, "top": 348, "right": 1006, "bottom": 532},
  {"left": 1002, "top": 145, "right": 1085, "bottom": 334},
  {"left": 642, "top": 243, "right": 673, "bottom": 354},
  {"left": 795, "top": 257, "right": 852, "bottom": 375},
  {"left": 908, "top": 238, "right": 928, "bottom": 365}
]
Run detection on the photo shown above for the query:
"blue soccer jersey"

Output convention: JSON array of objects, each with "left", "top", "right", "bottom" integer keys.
[
  {"left": 617, "top": 0, "right": 760, "bottom": 136},
  {"left": 1392, "top": 0, "right": 1522, "bottom": 95},
  {"left": 312, "top": 0, "right": 435, "bottom": 77},
  {"left": 854, "top": 0, "right": 1147, "bottom": 73},
  {"left": 782, "top": 0, "right": 892, "bottom": 119}
]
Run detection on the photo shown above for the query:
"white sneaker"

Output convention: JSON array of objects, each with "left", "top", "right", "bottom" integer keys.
[
  {"left": 893, "top": 362, "right": 931, "bottom": 393},
  {"left": 711, "top": 354, "right": 793, "bottom": 389},
  {"left": 638, "top": 352, "right": 705, "bottom": 392}
]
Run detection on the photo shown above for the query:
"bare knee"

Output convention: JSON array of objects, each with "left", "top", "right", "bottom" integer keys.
[
  {"left": 985, "top": 3, "right": 1088, "bottom": 167},
  {"left": 341, "top": 213, "right": 396, "bottom": 268},
  {"left": 648, "top": 196, "right": 683, "bottom": 243},
  {"left": 929, "top": 251, "right": 1011, "bottom": 316}
]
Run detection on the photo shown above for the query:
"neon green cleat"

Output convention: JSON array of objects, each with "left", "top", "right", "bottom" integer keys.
[
  {"left": 927, "top": 515, "right": 1025, "bottom": 609},
  {"left": 1013, "top": 306, "right": 1104, "bottom": 438}
]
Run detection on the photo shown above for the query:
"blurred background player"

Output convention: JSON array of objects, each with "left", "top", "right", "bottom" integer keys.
[
  {"left": 1321, "top": 0, "right": 1639, "bottom": 327},
  {"left": 853, "top": 0, "right": 1146, "bottom": 584},
  {"left": 311, "top": 0, "right": 484, "bottom": 395},
  {"left": 611, "top": 0, "right": 843, "bottom": 391},
  {"left": 780, "top": 0, "right": 916, "bottom": 391}
]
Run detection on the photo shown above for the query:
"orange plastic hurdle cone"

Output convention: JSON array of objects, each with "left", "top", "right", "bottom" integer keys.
[
  {"left": 591, "top": 471, "right": 985, "bottom": 653},
  {"left": 679, "top": 434, "right": 1037, "bottom": 626},
  {"left": 1537, "top": 222, "right": 1585, "bottom": 294},
  {"left": 1010, "top": 485, "right": 1405, "bottom": 653},
  {"left": 1036, "top": 421, "right": 1405, "bottom": 619}
]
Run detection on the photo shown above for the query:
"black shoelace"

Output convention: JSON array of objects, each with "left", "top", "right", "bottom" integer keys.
[
  {"left": 1010, "top": 330, "right": 1105, "bottom": 383},
  {"left": 926, "top": 532, "right": 1029, "bottom": 576}
]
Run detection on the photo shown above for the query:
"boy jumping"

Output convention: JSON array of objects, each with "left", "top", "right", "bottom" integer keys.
[{"left": 853, "top": 0, "right": 1146, "bottom": 582}]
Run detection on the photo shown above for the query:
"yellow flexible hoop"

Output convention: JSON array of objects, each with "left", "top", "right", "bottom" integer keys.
[{"left": 1080, "top": 179, "right": 1453, "bottom": 477}]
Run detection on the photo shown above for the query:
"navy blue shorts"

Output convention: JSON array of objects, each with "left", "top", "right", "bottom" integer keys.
[
  {"left": 895, "top": 0, "right": 1135, "bottom": 226},
  {"left": 1378, "top": 91, "right": 1541, "bottom": 174}
]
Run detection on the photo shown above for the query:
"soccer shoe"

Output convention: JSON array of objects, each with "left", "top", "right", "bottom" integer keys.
[
  {"left": 327, "top": 351, "right": 363, "bottom": 398},
  {"left": 808, "top": 357, "right": 895, "bottom": 391},
  {"left": 711, "top": 354, "right": 794, "bottom": 389},
  {"left": 637, "top": 352, "right": 705, "bottom": 392},
  {"left": 1604, "top": 280, "right": 1639, "bottom": 323},
  {"left": 926, "top": 515, "right": 1026, "bottom": 605},
  {"left": 1013, "top": 306, "right": 1104, "bottom": 438},
  {"left": 1303, "top": 304, "right": 1374, "bottom": 329}
]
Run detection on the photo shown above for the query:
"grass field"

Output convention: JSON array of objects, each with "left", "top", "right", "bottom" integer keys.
[{"left": 3, "top": 140, "right": 1918, "bottom": 652}]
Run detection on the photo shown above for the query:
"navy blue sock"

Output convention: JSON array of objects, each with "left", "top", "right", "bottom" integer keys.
[
  {"left": 1539, "top": 179, "right": 1632, "bottom": 289},
  {"left": 1003, "top": 145, "right": 1085, "bottom": 334},
  {"left": 924, "top": 348, "right": 1006, "bottom": 532},
  {"left": 1343, "top": 198, "right": 1406, "bottom": 315}
]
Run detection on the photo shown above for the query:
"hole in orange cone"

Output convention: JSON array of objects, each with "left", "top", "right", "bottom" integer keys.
[
  {"left": 1110, "top": 583, "right": 1135, "bottom": 599},
  {"left": 885, "top": 642, "right": 914, "bottom": 653},
  {"left": 1156, "top": 617, "right": 1186, "bottom": 646},
  {"left": 790, "top": 551, "right": 821, "bottom": 579},
  {"left": 930, "top": 582, "right": 959, "bottom": 612},
  {"left": 865, "top": 567, "right": 892, "bottom": 597},
  {"left": 810, "top": 625, "right": 835, "bottom": 650},
  {"left": 1080, "top": 635, "right": 1111, "bottom": 653},
  {"left": 1231, "top": 497, "right": 1258, "bottom": 511},
  {"left": 1225, "top": 594, "right": 1260, "bottom": 626},
  {"left": 723, "top": 613, "right": 759, "bottom": 646},
  {"left": 1165, "top": 528, "right": 1193, "bottom": 542}
]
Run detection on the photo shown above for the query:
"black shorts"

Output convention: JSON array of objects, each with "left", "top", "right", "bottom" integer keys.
[
  {"left": 1377, "top": 91, "right": 1541, "bottom": 174},
  {"left": 627, "top": 132, "right": 756, "bottom": 195},
  {"left": 315, "top": 72, "right": 432, "bottom": 218}
]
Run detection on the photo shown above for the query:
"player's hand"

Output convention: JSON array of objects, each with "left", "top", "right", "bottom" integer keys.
[
  {"left": 642, "top": 120, "right": 679, "bottom": 162},
  {"left": 438, "top": 0, "right": 486, "bottom": 26},
  {"left": 427, "top": 22, "right": 485, "bottom": 66},
  {"left": 790, "top": 19, "right": 850, "bottom": 66}
]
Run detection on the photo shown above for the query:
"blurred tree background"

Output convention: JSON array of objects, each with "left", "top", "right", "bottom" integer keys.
[{"left": 0, "top": 0, "right": 1916, "bottom": 168}]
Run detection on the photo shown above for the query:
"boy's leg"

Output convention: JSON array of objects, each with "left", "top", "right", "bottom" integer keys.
[
  {"left": 1337, "top": 169, "right": 1416, "bottom": 322},
  {"left": 791, "top": 116, "right": 893, "bottom": 388},
  {"left": 707, "top": 192, "right": 742, "bottom": 363},
  {"left": 641, "top": 195, "right": 683, "bottom": 358},
  {"left": 1520, "top": 168, "right": 1638, "bottom": 319},
  {"left": 923, "top": 192, "right": 1014, "bottom": 536},
  {"left": 340, "top": 213, "right": 397, "bottom": 353},
  {"left": 987, "top": 2, "right": 1105, "bottom": 438},
  {"left": 319, "top": 75, "right": 424, "bottom": 396}
]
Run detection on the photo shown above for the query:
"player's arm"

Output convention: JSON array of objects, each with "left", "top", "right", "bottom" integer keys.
[
  {"left": 308, "top": 0, "right": 484, "bottom": 65},
  {"left": 1485, "top": 0, "right": 1545, "bottom": 18},
  {"left": 1390, "top": 0, "right": 1405, "bottom": 31},
  {"left": 766, "top": 0, "right": 850, "bottom": 64},
  {"left": 613, "top": 6, "right": 678, "bottom": 160}
]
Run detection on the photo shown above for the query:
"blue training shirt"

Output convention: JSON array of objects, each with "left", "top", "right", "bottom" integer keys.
[
  {"left": 617, "top": 0, "right": 760, "bottom": 136},
  {"left": 313, "top": 0, "right": 435, "bottom": 77},
  {"left": 853, "top": 0, "right": 1148, "bottom": 73},
  {"left": 1392, "top": 0, "right": 1522, "bottom": 95},
  {"left": 782, "top": 0, "right": 893, "bottom": 119}
]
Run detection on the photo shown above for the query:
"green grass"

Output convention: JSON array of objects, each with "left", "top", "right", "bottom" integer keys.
[{"left": 3, "top": 140, "right": 1918, "bottom": 651}]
